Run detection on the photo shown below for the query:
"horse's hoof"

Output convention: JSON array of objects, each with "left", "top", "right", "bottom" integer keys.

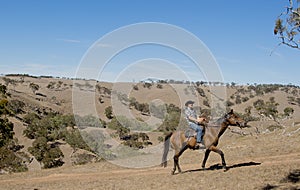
[
  {"left": 171, "top": 170, "right": 175, "bottom": 175},
  {"left": 223, "top": 166, "right": 228, "bottom": 172}
]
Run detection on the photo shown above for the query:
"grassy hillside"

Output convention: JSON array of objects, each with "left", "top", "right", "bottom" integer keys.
[{"left": 0, "top": 75, "right": 300, "bottom": 173}]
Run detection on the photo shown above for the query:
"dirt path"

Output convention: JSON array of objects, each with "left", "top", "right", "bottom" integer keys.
[{"left": 1, "top": 152, "right": 299, "bottom": 190}]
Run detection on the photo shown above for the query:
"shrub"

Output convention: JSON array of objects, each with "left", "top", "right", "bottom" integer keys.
[
  {"left": 0, "top": 99, "right": 11, "bottom": 116},
  {"left": 0, "top": 117, "right": 14, "bottom": 147},
  {"left": 283, "top": 107, "right": 294, "bottom": 116},
  {"left": 133, "top": 85, "right": 139, "bottom": 90},
  {"left": 28, "top": 137, "right": 64, "bottom": 169},
  {"left": 281, "top": 169, "right": 300, "bottom": 183},
  {"left": 143, "top": 82, "right": 152, "bottom": 89},
  {"left": 75, "top": 115, "right": 104, "bottom": 128},
  {"left": 0, "top": 146, "right": 28, "bottom": 173},
  {"left": 23, "top": 114, "right": 75, "bottom": 140},
  {"left": 29, "top": 82, "right": 40, "bottom": 94},
  {"left": 157, "top": 136, "right": 164, "bottom": 142},
  {"left": 156, "top": 84, "right": 163, "bottom": 89},
  {"left": 64, "top": 129, "right": 91, "bottom": 151},
  {"left": 105, "top": 106, "right": 113, "bottom": 119},
  {"left": 242, "top": 96, "right": 249, "bottom": 102},
  {"left": 107, "top": 118, "right": 130, "bottom": 138},
  {"left": 226, "top": 100, "right": 234, "bottom": 107},
  {"left": 23, "top": 112, "right": 40, "bottom": 124},
  {"left": 7, "top": 99, "right": 25, "bottom": 114},
  {"left": 235, "top": 95, "right": 242, "bottom": 104},
  {"left": 0, "top": 84, "right": 7, "bottom": 95},
  {"left": 47, "top": 81, "right": 56, "bottom": 89},
  {"left": 196, "top": 87, "right": 206, "bottom": 97},
  {"left": 72, "top": 152, "right": 99, "bottom": 165},
  {"left": 253, "top": 99, "right": 265, "bottom": 111},
  {"left": 267, "top": 125, "right": 283, "bottom": 132},
  {"left": 158, "top": 104, "right": 181, "bottom": 133}
]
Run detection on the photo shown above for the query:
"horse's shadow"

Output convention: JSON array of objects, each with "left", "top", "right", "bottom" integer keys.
[{"left": 181, "top": 161, "right": 261, "bottom": 174}]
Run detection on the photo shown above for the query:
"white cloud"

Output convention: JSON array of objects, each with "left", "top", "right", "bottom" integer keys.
[{"left": 56, "top": 38, "right": 81, "bottom": 43}]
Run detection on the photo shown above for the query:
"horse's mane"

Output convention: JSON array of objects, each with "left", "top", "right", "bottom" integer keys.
[{"left": 206, "top": 116, "right": 226, "bottom": 128}]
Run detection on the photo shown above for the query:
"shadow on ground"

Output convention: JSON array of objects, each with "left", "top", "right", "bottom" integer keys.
[{"left": 180, "top": 161, "right": 261, "bottom": 174}]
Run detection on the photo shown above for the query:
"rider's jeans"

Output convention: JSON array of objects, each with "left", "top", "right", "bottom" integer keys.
[{"left": 189, "top": 122, "right": 203, "bottom": 143}]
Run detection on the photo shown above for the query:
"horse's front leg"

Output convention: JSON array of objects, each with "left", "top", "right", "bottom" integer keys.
[
  {"left": 202, "top": 149, "right": 211, "bottom": 169},
  {"left": 210, "top": 146, "right": 227, "bottom": 170}
]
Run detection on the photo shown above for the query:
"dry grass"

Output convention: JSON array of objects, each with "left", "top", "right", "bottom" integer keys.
[{"left": 0, "top": 76, "right": 300, "bottom": 189}]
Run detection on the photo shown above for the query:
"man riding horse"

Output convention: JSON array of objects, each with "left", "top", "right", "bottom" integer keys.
[{"left": 184, "top": 100, "right": 206, "bottom": 149}]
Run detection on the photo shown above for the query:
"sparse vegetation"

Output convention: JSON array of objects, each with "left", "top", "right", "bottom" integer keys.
[
  {"left": 23, "top": 112, "right": 94, "bottom": 168},
  {"left": 75, "top": 114, "right": 105, "bottom": 129},
  {"left": 267, "top": 124, "right": 283, "bottom": 132},
  {"left": 158, "top": 104, "right": 181, "bottom": 133},
  {"left": 105, "top": 106, "right": 114, "bottom": 119},
  {"left": 253, "top": 97, "right": 279, "bottom": 120},
  {"left": 106, "top": 117, "right": 152, "bottom": 149},
  {"left": 28, "top": 137, "right": 64, "bottom": 169},
  {"left": 143, "top": 82, "right": 152, "bottom": 89},
  {"left": 29, "top": 82, "right": 40, "bottom": 94},
  {"left": 1, "top": 75, "right": 300, "bottom": 176},
  {"left": 0, "top": 91, "right": 28, "bottom": 173}
]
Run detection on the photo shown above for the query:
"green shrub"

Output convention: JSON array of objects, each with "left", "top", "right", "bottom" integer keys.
[
  {"left": 0, "top": 84, "right": 7, "bottom": 95},
  {"left": 28, "top": 137, "right": 64, "bottom": 169},
  {"left": 75, "top": 115, "right": 104, "bottom": 128},
  {"left": 267, "top": 125, "right": 283, "bottom": 132},
  {"left": 23, "top": 112, "right": 40, "bottom": 124},
  {"left": 284, "top": 107, "right": 294, "bottom": 116},
  {"left": 158, "top": 104, "right": 181, "bottom": 133},
  {"left": 29, "top": 82, "right": 40, "bottom": 94},
  {"left": 64, "top": 129, "right": 91, "bottom": 151},
  {"left": 105, "top": 106, "right": 113, "bottom": 119},
  {"left": 7, "top": 99, "right": 25, "bottom": 114},
  {"left": 0, "top": 146, "right": 28, "bottom": 173},
  {"left": 0, "top": 117, "right": 14, "bottom": 147}
]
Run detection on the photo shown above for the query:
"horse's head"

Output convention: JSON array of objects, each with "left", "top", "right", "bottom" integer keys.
[{"left": 225, "top": 109, "right": 246, "bottom": 128}]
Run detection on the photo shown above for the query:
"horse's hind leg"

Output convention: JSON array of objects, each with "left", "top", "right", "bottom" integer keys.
[
  {"left": 210, "top": 146, "right": 227, "bottom": 169},
  {"left": 172, "top": 144, "right": 188, "bottom": 175}
]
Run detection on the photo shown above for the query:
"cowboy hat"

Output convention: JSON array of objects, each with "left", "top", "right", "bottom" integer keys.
[{"left": 185, "top": 100, "right": 194, "bottom": 106}]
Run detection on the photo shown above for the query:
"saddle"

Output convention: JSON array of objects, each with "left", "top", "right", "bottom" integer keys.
[
  {"left": 184, "top": 128, "right": 197, "bottom": 138},
  {"left": 184, "top": 127, "right": 206, "bottom": 150}
]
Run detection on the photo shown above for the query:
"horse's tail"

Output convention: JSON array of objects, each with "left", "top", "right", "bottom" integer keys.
[{"left": 161, "top": 132, "right": 173, "bottom": 167}]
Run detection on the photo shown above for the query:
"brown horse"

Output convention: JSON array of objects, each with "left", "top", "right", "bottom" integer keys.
[{"left": 161, "top": 109, "right": 246, "bottom": 175}]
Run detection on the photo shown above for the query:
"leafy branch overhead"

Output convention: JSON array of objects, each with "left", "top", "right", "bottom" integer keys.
[{"left": 274, "top": 0, "right": 300, "bottom": 50}]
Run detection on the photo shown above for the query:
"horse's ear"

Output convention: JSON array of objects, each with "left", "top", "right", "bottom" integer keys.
[{"left": 230, "top": 109, "right": 233, "bottom": 114}]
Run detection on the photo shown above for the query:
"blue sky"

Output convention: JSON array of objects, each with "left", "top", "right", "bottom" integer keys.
[{"left": 0, "top": 0, "right": 299, "bottom": 85}]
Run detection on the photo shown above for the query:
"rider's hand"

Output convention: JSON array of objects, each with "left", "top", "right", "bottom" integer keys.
[{"left": 197, "top": 117, "right": 206, "bottom": 124}]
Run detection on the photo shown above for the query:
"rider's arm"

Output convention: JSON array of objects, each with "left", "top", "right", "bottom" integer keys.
[{"left": 188, "top": 116, "right": 199, "bottom": 124}]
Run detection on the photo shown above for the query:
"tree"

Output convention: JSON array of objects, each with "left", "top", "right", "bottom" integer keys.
[
  {"left": 284, "top": 107, "right": 294, "bottom": 116},
  {"left": 0, "top": 84, "right": 7, "bottom": 95},
  {"left": 274, "top": 0, "right": 300, "bottom": 50},
  {"left": 29, "top": 82, "right": 40, "bottom": 94},
  {"left": 0, "top": 118, "right": 14, "bottom": 147},
  {"left": 7, "top": 99, "right": 25, "bottom": 114},
  {"left": 105, "top": 106, "right": 113, "bottom": 119},
  {"left": 28, "top": 137, "right": 64, "bottom": 168}
]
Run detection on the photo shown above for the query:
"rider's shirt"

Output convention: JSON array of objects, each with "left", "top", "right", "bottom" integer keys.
[{"left": 184, "top": 107, "right": 197, "bottom": 124}]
